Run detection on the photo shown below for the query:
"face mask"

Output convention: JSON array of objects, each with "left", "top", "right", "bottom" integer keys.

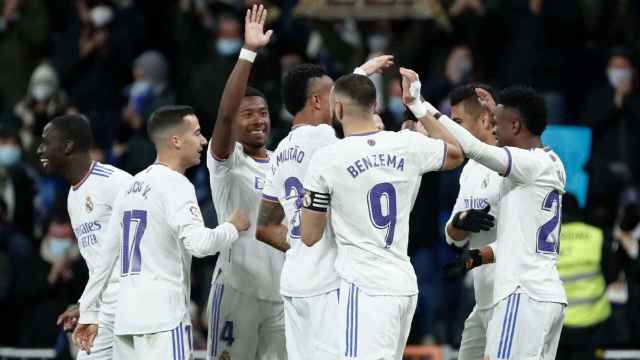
[
  {"left": 368, "top": 34, "right": 388, "bottom": 53},
  {"left": 216, "top": 38, "right": 242, "bottom": 56},
  {"left": 608, "top": 68, "right": 632, "bottom": 88},
  {"left": 48, "top": 237, "right": 72, "bottom": 258},
  {"left": 0, "top": 145, "right": 21, "bottom": 167},
  {"left": 456, "top": 59, "right": 473, "bottom": 76},
  {"left": 388, "top": 97, "right": 405, "bottom": 118},
  {"left": 32, "top": 85, "right": 54, "bottom": 102}
]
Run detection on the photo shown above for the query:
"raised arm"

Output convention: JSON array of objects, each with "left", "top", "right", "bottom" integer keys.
[
  {"left": 256, "top": 199, "right": 290, "bottom": 252},
  {"left": 210, "top": 4, "right": 273, "bottom": 160},
  {"left": 400, "top": 68, "right": 464, "bottom": 170},
  {"left": 400, "top": 68, "right": 509, "bottom": 175}
]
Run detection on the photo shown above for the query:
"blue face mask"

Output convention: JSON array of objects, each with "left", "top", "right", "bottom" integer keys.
[
  {"left": 48, "top": 237, "right": 72, "bottom": 258},
  {"left": 0, "top": 145, "right": 21, "bottom": 167},
  {"left": 216, "top": 38, "right": 242, "bottom": 56},
  {"left": 388, "top": 97, "right": 405, "bottom": 119}
]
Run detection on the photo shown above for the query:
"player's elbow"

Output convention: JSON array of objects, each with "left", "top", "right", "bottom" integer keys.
[{"left": 443, "top": 142, "right": 465, "bottom": 170}]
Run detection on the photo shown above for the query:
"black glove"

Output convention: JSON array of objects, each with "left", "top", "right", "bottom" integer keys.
[
  {"left": 452, "top": 205, "right": 494, "bottom": 232},
  {"left": 444, "top": 245, "right": 483, "bottom": 278}
]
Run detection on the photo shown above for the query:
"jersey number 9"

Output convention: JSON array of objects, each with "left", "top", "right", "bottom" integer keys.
[{"left": 367, "top": 183, "right": 397, "bottom": 248}]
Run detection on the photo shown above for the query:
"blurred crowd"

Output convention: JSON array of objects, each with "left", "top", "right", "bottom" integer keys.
[{"left": 1, "top": 0, "right": 640, "bottom": 355}]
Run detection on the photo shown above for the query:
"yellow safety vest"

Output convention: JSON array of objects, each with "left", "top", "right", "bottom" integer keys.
[{"left": 558, "top": 222, "right": 611, "bottom": 327}]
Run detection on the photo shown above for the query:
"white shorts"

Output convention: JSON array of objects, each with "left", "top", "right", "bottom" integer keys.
[
  {"left": 77, "top": 309, "right": 115, "bottom": 360},
  {"left": 283, "top": 290, "right": 340, "bottom": 360},
  {"left": 458, "top": 306, "right": 493, "bottom": 360},
  {"left": 485, "top": 292, "right": 565, "bottom": 360},
  {"left": 338, "top": 281, "right": 417, "bottom": 360},
  {"left": 113, "top": 319, "right": 192, "bottom": 360},
  {"left": 207, "top": 273, "right": 286, "bottom": 360}
]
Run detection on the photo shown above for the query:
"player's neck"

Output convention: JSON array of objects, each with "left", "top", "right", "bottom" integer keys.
[
  {"left": 242, "top": 143, "right": 268, "bottom": 159},
  {"left": 514, "top": 136, "right": 542, "bottom": 150},
  {"left": 66, "top": 154, "right": 93, "bottom": 186},
  {"left": 155, "top": 154, "right": 187, "bottom": 174},
  {"left": 292, "top": 108, "right": 322, "bottom": 127},
  {"left": 342, "top": 116, "right": 379, "bottom": 137}
]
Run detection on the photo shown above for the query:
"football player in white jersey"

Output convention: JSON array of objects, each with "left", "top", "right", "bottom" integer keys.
[
  {"left": 255, "top": 57, "right": 393, "bottom": 360},
  {"left": 442, "top": 84, "right": 502, "bottom": 360},
  {"left": 301, "top": 74, "right": 465, "bottom": 359},
  {"left": 206, "top": 5, "right": 286, "bottom": 360},
  {"left": 38, "top": 114, "right": 132, "bottom": 360},
  {"left": 73, "top": 105, "right": 250, "bottom": 359},
  {"left": 401, "top": 68, "right": 567, "bottom": 360}
]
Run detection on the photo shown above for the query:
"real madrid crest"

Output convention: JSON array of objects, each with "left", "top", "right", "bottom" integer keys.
[
  {"left": 85, "top": 196, "right": 94, "bottom": 213},
  {"left": 481, "top": 174, "right": 490, "bottom": 189},
  {"left": 303, "top": 191, "right": 312, "bottom": 207}
]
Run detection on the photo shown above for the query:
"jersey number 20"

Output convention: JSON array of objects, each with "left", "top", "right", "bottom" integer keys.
[
  {"left": 121, "top": 209, "right": 147, "bottom": 276},
  {"left": 368, "top": 183, "right": 397, "bottom": 248}
]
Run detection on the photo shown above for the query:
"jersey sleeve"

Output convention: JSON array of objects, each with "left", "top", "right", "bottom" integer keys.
[
  {"left": 167, "top": 178, "right": 238, "bottom": 258},
  {"left": 302, "top": 150, "right": 332, "bottom": 212},
  {"left": 78, "top": 191, "right": 124, "bottom": 324},
  {"left": 406, "top": 131, "right": 448, "bottom": 174},
  {"left": 502, "top": 146, "right": 543, "bottom": 184},
  {"left": 262, "top": 166, "right": 281, "bottom": 203},
  {"left": 207, "top": 141, "right": 243, "bottom": 177}
]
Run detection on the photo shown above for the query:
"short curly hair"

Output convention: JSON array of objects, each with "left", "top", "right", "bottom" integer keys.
[
  {"left": 498, "top": 85, "right": 547, "bottom": 136},
  {"left": 282, "top": 64, "right": 328, "bottom": 116}
]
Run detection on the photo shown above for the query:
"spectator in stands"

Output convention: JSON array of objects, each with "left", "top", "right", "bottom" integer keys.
[
  {"left": 115, "top": 50, "right": 173, "bottom": 174},
  {"left": 557, "top": 193, "right": 612, "bottom": 360},
  {"left": 583, "top": 48, "right": 640, "bottom": 225},
  {"left": 13, "top": 62, "right": 70, "bottom": 161},
  {"left": 53, "top": 2, "right": 136, "bottom": 149},
  {"left": 0, "top": 126, "right": 36, "bottom": 237},
  {"left": 0, "top": 197, "right": 33, "bottom": 346},
  {"left": 14, "top": 212, "right": 86, "bottom": 348},
  {"left": 0, "top": 0, "right": 49, "bottom": 113},
  {"left": 423, "top": 45, "right": 475, "bottom": 110}
]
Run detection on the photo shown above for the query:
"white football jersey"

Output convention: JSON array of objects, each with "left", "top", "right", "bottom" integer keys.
[
  {"left": 208, "top": 142, "right": 285, "bottom": 301},
  {"left": 70, "top": 162, "right": 132, "bottom": 324},
  {"left": 304, "top": 130, "right": 447, "bottom": 295},
  {"left": 445, "top": 159, "right": 501, "bottom": 310},
  {"left": 101, "top": 164, "right": 238, "bottom": 335},
  {"left": 493, "top": 147, "right": 567, "bottom": 305},
  {"left": 262, "top": 124, "right": 339, "bottom": 297}
]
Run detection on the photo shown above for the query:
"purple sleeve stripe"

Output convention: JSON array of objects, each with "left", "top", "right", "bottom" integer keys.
[
  {"left": 503, "top": 147, "right": 512, "bottom": 177},
  {"left": 262, "top": 194, "right": 279, "bottom": 202},
  {"left": 439, "top": 140, "right": 448, "bottom": 171}
]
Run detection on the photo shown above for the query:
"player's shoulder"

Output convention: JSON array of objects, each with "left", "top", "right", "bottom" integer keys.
[{"left": 87, "top": 162, "right": 131, "bottom": 189}]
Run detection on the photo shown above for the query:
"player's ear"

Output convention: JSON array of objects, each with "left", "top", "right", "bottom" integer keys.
[
  {"left": 512, "top": 116, "right": 522, "bottom": 135},
  {"left": 170, "top": 135, "right": 182, "bottom": 150},
  {"left": 311, "top": 94, "right": 322, "bottom": 110},
  {"left": 63, "top": 139, "right": 74, "bottom": 155}
]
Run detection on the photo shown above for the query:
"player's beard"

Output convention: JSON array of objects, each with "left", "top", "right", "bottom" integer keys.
[{"left": 331, "top": 111, "right": 344, "bottom": 139}]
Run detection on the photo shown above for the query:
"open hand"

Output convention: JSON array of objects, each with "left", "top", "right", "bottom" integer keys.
[
  {"left": 243, "top": 4, "right": 273, "bottom": 52},
  {"left": 73, "top": 324, "right": 98, "bottom": 353},
  {"left": 359, "top": 55, "right": 394, "bottom": 76},
  {"left": 475, "top": 87, "right": 497, "bottom": 115},
  {"left": 399, "top": 67, "right": 420, "bottom": 105}
]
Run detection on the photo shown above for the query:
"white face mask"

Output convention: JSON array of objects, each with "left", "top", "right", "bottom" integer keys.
[
  {"left": 0, "top": 145, "right": 21, "bottom": 167},
  {"left": 48, "top": 237, "right": 72, "bottom": 258},
  {"left": 608, "top": 68, "right": 633, "bottom": 88},
  {"left": 31, "top": 84, "right": 54, "bottom": 102}
]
